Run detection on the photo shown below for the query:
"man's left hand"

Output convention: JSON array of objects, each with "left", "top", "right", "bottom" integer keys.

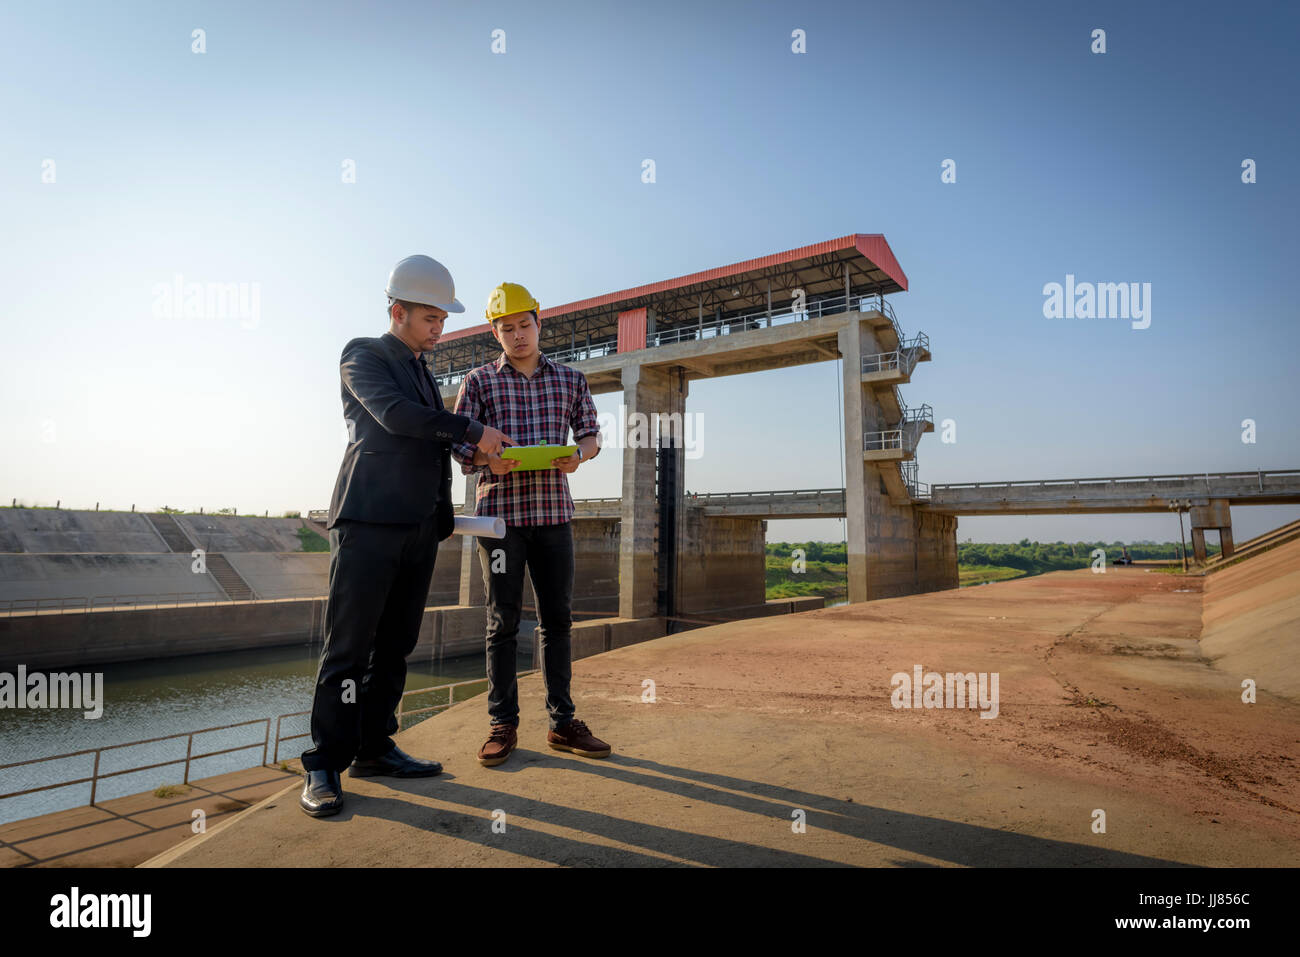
[{"left": 551, "top": 453, "right": 580, "bottom": 474}]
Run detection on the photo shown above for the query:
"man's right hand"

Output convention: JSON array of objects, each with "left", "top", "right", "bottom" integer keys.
[
  {"left": 487, "top": 453, "right": 523, "bottom": 476},
  {"left": 475, "top": 425, "right": 514, "bottom": 456}
]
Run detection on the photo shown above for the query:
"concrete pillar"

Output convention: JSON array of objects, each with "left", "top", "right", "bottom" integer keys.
[
  {"left": 458, "top": 472, "right": 485, "bottom": 606},
  {"left": 840, "top": 316, "right": 956, "bottom": 601},
  {"left": 618, "top": 364, "right": 686, "bottom": 619},
  {"left": 664, "top": 371, "right": 690, "bottom": 618},
  {"left": 839, "top": 318, "right": 871, "bottom": 603},
  {"left": 842, "top": 317, "right": 919, "bottom": 600},
  {"left": 1190, "top": 498, "right": 1232, "bottom": 562}
]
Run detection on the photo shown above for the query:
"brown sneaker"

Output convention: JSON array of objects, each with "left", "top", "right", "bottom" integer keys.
[
  {"left": 477, "top": 723, "right": 518, "bottom": 767},
  {"left": 547, "top": 718, "right": 611, "bottom": 758}
]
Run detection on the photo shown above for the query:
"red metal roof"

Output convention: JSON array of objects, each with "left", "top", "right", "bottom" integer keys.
[{"left": 439, "top": 233, "right": 907, "bottom": 343}]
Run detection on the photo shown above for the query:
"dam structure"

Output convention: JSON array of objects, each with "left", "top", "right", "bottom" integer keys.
[
  {"left": 6, "top": 236, "right": 1299, "bottom": 670},
  {"left": 436, "top": 233, "right": 946, "bottom": 615}
]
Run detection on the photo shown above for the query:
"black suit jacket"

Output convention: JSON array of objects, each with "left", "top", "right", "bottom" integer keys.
[{"left": 327, "top": 332, "right": 481, "bottom": 538}]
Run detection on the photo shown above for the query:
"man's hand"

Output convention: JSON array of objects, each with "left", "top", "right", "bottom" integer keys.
[
  {"left": 487, "top": 453, "right": 523, "bottom": 476},
  {"left": 551, "top": 452, "right": 580, "bottom": 474},
  {"left": 476, "top": 425, "right": 514, "bottom": 456}
]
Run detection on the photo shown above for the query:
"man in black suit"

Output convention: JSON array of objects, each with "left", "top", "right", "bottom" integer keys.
[{"left": 300, "top": 254, "right": 512, "bottom": 817}]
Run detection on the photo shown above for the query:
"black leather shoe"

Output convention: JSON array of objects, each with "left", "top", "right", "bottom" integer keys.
[
  {"left": 299, "top": 769, "right": 344, "bottom": 817},
  {"left": 348, "top": 745, "right": 443, "bottom": 778}
]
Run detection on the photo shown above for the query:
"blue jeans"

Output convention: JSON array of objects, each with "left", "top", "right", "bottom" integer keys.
[{"left": 476, "top": 522, "right": 575, "bottom": 730}]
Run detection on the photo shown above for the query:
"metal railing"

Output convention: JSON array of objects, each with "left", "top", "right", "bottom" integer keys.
[
  {"left": 0, "top": 719, "right": 272, "bottom": 807},
  {"left": 684, "top": 488, "right": 846, "bottom": 505},
  {"left": 929, "top": 468, "right": 1300, "bottom": 494},
  {"left": 1, "top": 670, "right": 538, "bottom": 816},
  {"left": 900, "top": 460, "right": 930, "bottom": 500},
  {"left": 433, "top": 291, "right": 901, "bottom": 387},
  {"left": 540, "top": 339, "right": 619, "bottom": 367},
  {"left": 864, "top": 429, "right": 904, "bottom": 452},
  {"left": 863, "top": 400, "right": 934, "bottom": 455},
  {"left": 901, "top": 403, "right": 933, "bottom": 424},
  {"left": 650, "top": 291, "right": 896, "bottom": 347},
  {"left": 1, "top": 591, "right": 229, "bottom": 617},
  {"left": 861, "top": 332, "right": 929, "bottom": 376},
  {"left": 0, "top": 591, "right": 323, "bottom": 618}
]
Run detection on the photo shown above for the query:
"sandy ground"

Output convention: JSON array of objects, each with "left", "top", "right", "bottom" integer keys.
[{"left": 148, "top": 545, "right": 1300, "bottom": 868}]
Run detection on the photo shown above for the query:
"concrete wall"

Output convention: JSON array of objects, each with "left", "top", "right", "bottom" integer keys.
[
  {"left": 0, "top": 508, "right": 319, "bottom": 554},
  {"left": 458, "top": 517, "right": 621, "bottom": 617},
  {"left": 0, "top": 554, "right": 225, "bottom": 603},
  {"left": 677, "top": 512, "right": 767, "bottom": 615},
  {"left": 0, "top": 598, "right": 327, "bottom": 670},
  {"left": 223, "top": 553, "right": 330, "bottom": 599},
  {"left": 573, "top": 518, "right": 620, "bottom": 613},
  {"left": 0, "top": 509, "right": 166, "bottom": 554},
  {"left": 427, "top": 538, "right": 464, "bottom": 605},
  {"left": 173, "top": 515, "right": 307, "bottom": 553},
  {"left": 224, "top": 538, "right": 462, "bottom": 605},
  {"left": 1, "top": 601, "right": 682, "bottom": 671},
  {"left": 915, "top": 510, "right": 960, "bottom": 593}
]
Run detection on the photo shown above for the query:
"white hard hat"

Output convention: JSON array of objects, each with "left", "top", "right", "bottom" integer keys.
[{"left": 385, "top": 254, "right": 465, "bottom": 313}]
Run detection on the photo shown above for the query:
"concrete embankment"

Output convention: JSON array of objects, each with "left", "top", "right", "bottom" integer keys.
[
  {"left": 0, "top": 587, "right": 816, "bottom": 670},
  {"left": 1200, "top": 533, "right": 1300, "bottom": 702},
  {"left": 148, "top": 547, "right": 1300, "bottom": 868}
]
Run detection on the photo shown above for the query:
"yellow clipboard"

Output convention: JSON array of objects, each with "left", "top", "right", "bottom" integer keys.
[{"left": 499, "top": 443, "right": 578, "bottom": 471}]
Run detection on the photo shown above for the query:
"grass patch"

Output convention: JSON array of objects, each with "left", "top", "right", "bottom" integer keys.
[
  {"left": 959, "top": 565, "right": 1029, "bottom": 587},
  {"left": 765, "top": 557, "right": 847, "bottom": 602},
  {"left": 153, "top": 784, "right": 191, "bottom": 798},
  {"left": 297, "top": 525, "right": 329, "bottom": 552}
]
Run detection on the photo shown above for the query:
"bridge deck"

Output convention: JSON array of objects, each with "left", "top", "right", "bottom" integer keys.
[{"left": 568, "top": 471, "right": 1300, "bottom": 519}]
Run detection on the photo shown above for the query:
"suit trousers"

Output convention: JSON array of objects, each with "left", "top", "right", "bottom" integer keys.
[{"left": 301, "top": 513, "right": 440, "bottom": 772}]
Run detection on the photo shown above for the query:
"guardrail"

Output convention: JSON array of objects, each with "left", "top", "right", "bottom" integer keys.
[
  {"left": 0, "top": 591, "right": 326, "bottom": 618},
  {"left": 0, "top": 719, "right": 272, "bottom": 807},
  {"left": 900, "top": 461, "right": 930, "bottom": 500},
  {"left": 901, "top": 403, "right": 933, "bottom": 424},
  {"left": 864, "top": 430, "right": 904, "bottom": 452},
  {"left": 861, "top": 333, "right": 930, "bottom": 376},
  {"left": 930, "top": 468, "right": 1300, "bottom": 493},
  {"left": 434, "top": 292, "right": 901, "bottom": 386},
  {"left": 0, "top": 671, "right": 538, "bottom": 817},
  {"left": 684, "top": 488, "right": 845, "bottom": 503}
]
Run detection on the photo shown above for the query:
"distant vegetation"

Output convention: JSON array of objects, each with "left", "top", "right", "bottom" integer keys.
[
  {"left": 297, "top": 526, "right": 329, "bottom": 552},
  {"left": 765, "top": 539, "right": 1219, "bottom": 601}
]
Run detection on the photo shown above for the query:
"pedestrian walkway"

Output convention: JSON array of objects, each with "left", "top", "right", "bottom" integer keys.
[{"left": 0, "top": 765, "right": 299, "bottom": 867}]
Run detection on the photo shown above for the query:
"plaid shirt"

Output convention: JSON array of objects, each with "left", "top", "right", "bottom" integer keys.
[{"left": 451, "top": 351, "right": 601, "bottom": 526}]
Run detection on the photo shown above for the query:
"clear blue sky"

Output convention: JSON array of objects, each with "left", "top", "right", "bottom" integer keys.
[{"left": 2, "top": 0, "right": 1297, "bottom": 544}]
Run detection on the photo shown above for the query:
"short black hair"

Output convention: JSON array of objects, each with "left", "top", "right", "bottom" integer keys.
[
  {"left": 391, "top": 298, "right": 442, "bottom": 319},
  {"left": 490, "top": 309, "right": 539, "bottom": 325}
]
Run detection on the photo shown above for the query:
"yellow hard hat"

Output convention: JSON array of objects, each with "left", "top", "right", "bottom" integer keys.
[{"left": 485, "top": 282, "right": 540, "bottom": 322}]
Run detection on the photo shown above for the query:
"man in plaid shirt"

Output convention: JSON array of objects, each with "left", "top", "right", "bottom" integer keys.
[{"left": 451, "top": 281, "right": 611, "bottom": 766}]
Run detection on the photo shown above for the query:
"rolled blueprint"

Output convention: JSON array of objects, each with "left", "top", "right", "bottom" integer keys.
[{"left": 453, "top": 515, "right": 506, "bottom": 539}]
